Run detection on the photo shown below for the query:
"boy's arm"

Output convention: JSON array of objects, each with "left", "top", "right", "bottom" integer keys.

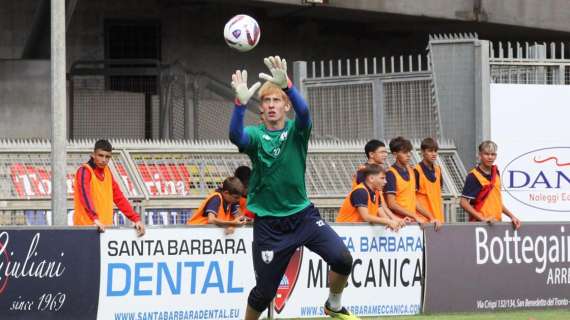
[
  {"left": 385, "top": 193, "right": 418, "bottom": 221},
  {"left": 460, "top": 197, "right": 493, "bottom": 222},
  {"left": 75, "top": 166, "right": 98, "bottom": 222},
  {"left": 416, "top": 203, "right": 442, "bottom": 230},
  {"left": 502, "top": 205, "right": 521, "bottom": 229},
  {"left": 207, "top": 213, "right": 246, "bottom": 227},
  {"left": 378, "top": 206, "right": 406, "bottom": 229},
  {"left": 460, "top": 173, "right": 494, "bottom": 223},
  {"left": 111, "top": 177, "right": 141, "bottom": 223},
  {"left": 416, "top": 203, "right": 436, "bottom": 221},
  {"left": 379, "top": 193, "right": 409, "bottom": 224},
  {"left": 111, "top": 176, "right": 145, "bottom": 236},
  {"left": 204, "top": 197, "right": 246, "bottom": 227},
  {"left": 357, "top": 207, "right": 401, "bottom": 231}
]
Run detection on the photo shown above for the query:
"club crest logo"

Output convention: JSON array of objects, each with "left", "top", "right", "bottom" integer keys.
[
  {"left": 274, "top": 247, "right": 304, "bottom": 314},
  {"left": 261, "top": 250, "right": 274, "bottom": 264}
]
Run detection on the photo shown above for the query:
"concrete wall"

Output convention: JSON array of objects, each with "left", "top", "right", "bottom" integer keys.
[
  {"left": 63, "top": 0, "right": 431, "bottom": 83},
  {"left": 0, "top": 1, "right": 35, "bottom": 59},
  {"left": 261, "top": 0, "right": 570, "bottom": 33},
  {"left": 0, "top": 60, "right": 50, "bottom": 139},
  {"left": 0, "top": 0, "right": 569, "bottom": 142}
]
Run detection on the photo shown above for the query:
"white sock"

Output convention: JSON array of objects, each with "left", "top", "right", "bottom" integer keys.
[{"left": 327, "top": 291, "right": 342, "bottom": 311}]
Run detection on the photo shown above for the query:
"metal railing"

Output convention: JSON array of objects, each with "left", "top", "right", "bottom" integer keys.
[
  {"left": 489, "top": 41, "right": 570, "bottom": 85},
  {"left": 0, "top": 139, "right": 467, "bottom": 225},
  {"left": 300, "top": 54, "right": 440, "bottom": 141}
]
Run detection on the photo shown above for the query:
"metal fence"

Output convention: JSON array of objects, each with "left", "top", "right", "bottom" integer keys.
[
  {"left": 68, "top": 60, "right": 260, "bottom": 141},
  {"left": 301, "top": 55, "right": 440, "bottom": 141},
  {"left": 0, "top": 139, "right": 466, "bottom": 225},
  {"left": 489, "top": 42, "right": 570, "bottom": 85},
  {"left": 69, "top": 60, "right": 160, "bottom": 139}
]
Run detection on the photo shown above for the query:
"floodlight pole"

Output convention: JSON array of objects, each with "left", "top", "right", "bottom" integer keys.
[{"left": 51, "top": 0, "right": 67, "bottom": 226}]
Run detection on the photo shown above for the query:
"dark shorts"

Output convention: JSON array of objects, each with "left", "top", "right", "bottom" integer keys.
[{"left": 251, "top": 204, "right": 349, "bottom": 301}]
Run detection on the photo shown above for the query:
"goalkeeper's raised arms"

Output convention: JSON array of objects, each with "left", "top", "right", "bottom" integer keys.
[
  {"left": 259, "top": 56, "right": 289, "bottom": 89},
  {"left": 231, "top": 69, "right": 261, "bottom": 105}
]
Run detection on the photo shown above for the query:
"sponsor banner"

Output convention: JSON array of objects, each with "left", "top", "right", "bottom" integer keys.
[
  {"left": 98, "top": 228, "right": 254, "bottom": 320},
  {"left": 10, "top": 163, "right": 75, "bottom": 198},
  {"left": 424, "top": 223, "right": 570, "bottom": 313},
  {"left": 490, "top": 84, "right": 570, "bottom": 220},
  {"left": 274, "top": 225, "right": 423, "bottom": 318},
  {"left": 0, "top": 229, "right": 100, "bottom": 319},
  {"left": 116, "top": 163, "right": 192, "bottom": 196}
]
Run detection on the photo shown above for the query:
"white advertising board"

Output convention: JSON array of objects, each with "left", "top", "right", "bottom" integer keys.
[
  {"left": 273, "top": 225, "right": 423, "bottom": 318},
  {"left": 490, "top": 84, "right": 570, "bottom": 221},
  {"left": 98, "top": 227, "right": 254, "bottom": 320}
]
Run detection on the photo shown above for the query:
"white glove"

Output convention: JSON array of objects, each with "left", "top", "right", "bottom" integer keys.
[
  {"left": 231, "top": 70, "right": 261, "bottom": 105},
  {"left": 259, "top": 56, "right": 289, "bottom": 89}
]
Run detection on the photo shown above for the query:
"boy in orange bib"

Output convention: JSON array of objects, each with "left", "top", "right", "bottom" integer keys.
[
  {"left": 460, "top": 140, "right": 521, "bottom": 229},
  {"left": 187, "top": 176, "right": 247, "bottom": 234},
  {"left": 384, "top": 136, "right": 441, "bottom": 229},
  {"left": 338, "top": 164, "right": 404, "bottom": 231},
  {"left": 415, "top": 138, "right": 445, "bottom": 223},
  {"left": 352, "top": 139, "right": 409, "bottom": 224},
  {"left": 73, "top": 139, "right": 145, "bottom": 236}
]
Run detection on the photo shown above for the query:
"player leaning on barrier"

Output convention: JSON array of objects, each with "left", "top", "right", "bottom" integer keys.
[
  {"left": 229, "top": 56, "right": 360, "bottom": 320},
  {"left": 73, "top": 139, "right": 145, "bottom": 236},
  {"left": 384, "top": 136, "right": 442, "bottom": 229},
  {"left": 186, "top": 176, "right": 247, "bottom": 234},
  {"left": 352, "top": 139, "right": 408, "bottom": 224},
  {"left": 460, "top": 140, "right": 522, "bottom": 229},
  {"left": 337, "top": 163, "right": 405, "bottom": 231}
]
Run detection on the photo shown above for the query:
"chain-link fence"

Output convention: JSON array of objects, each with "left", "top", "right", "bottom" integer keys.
[
  {"left": 160, "top": 63, "right": 260, "bottom": 140},
  {"left": 490, "top": 65, "right": 565, "bottom": 84},
  {"left": 382, "top": 78, "right": 438, "bottom": 139},
  {"left": 302, "top": 55, "right": 439, "bottom": 142},
  {"left": 0, "top": 139, "right": 467, "bottom": 225},
  {"left": 489, "top": 41, "right": 570, "bottom": 85},
  {"left": 306, "top": 83, "right": 374, "bottom": 140},
  {"left": 69, "top": 60, "right": 160, "bottom": 139}
]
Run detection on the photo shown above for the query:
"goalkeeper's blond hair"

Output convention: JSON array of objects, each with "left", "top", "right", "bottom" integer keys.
[{"left": 258, "top": 81, "right": 290, "bottom": 106}]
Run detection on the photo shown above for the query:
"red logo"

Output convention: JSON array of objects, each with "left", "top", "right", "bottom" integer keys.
[
  {"left": 9, "top": 163, "right": 74, "bottom": 198},
  {"left": 533, "top": 156, "right": 570, "bottom": 167},
  {"left": 116, "top": 163, "right": 192, "bottom": 196},
  {"left": 274, "top": 247, "right": 303, "bottom": 314}
]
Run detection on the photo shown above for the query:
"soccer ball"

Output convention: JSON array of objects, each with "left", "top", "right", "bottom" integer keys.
[{"left": 223, "top": 14, "right": 261, "bottom": 52}]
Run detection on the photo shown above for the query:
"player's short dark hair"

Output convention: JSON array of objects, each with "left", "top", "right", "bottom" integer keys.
[
  {"left": 360, "top": 164, "right": 385, "bottom": 180},
  {"left": 221, "top": 177, "right": 244, "bottom": 196},
  {"left": 420, "top": 137, "right": 439, "bottom": 151},
  {"left": 389, "top": 136, "right": 413, "bottom": 153},
  {"left": 234, "top": 166, "right": 251, "bottom": 186},
  {"left": 364, "top": 139, "right": 386, "bottom": 159},
  {"left": 94, "top": 139, "right": 112, "bottom": 152}
]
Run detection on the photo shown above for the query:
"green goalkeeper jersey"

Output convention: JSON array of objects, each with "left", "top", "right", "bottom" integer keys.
[{"left": 241, "top": 119, "right": 311, "bottom": 217}]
